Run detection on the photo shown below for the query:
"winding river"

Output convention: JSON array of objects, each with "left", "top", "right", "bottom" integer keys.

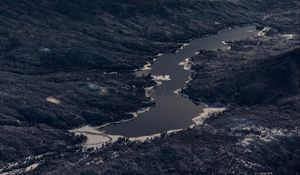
[{"left": 73, "top": 26, "right": 259, "bottom": 147}]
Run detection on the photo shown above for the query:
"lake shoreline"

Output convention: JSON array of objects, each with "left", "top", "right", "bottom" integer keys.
[{"left": 71, "top": 25, "right": 259, "bottom": 147}]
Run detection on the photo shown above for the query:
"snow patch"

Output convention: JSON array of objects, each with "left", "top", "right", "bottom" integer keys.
[
  {"left": 129, "top": 129, "right": 182, "bottom": 142},
  {"left": 70, "top": 106, "right": 153, "bottom": 148},
  {"left": 154, "top": 80, "right": 163, "bottom": 86},
  {"left": 257, "top": 27, "right": 271, "bottom": 37},
  {"left": 135, "top": 61, "right": 153, "bottom": 77},
  {"left": 238, "top": 127, "right": 297, "bottom": 147},
  {"left": 1, "top": 162, "right": 40, "bottom": 175},
  {"left": 240, "top": 137, "right": 255, "bottom": 147},
  {"left": 71, "top": 125, "right": 183, "bottom": 148},
  {"left": 131, "top": 107, "right": 151, "bottom": 118},
  {"left": 235, "top": 158, "right": 262, "bottom": 170},
  {"left": 178, "top": 58, "right": 192, "bottom": 70},
  {"left": 177, "top": 43, "right": 190, "bottom": 52},
  {"left": 280, "top": 34, "right": 296, "bottom": 40},
  {"left": 174, "top": 89, "right": 182, "bottom": 94},
  {"left": 24, "top": 163, "right": 39, "bottom": 172},
  {"left": 152, "top": 75, "right": 171, "bottom": 81},
  {"left": 70, "top": 126, "right": 122, "bottom": 148},
  {"left": 192, "top": 107, "right": 226, "bottom": 126},
  {"left": 142, "top": 62, "right": 151, "bottom": 71},
  {"left": 46, "top": 96, "right": 61, "bottom": 104}
]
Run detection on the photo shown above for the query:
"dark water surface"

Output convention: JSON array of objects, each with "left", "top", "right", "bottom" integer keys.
[{"left": 102, "top": 26, "right": 258, "bottom": 138}]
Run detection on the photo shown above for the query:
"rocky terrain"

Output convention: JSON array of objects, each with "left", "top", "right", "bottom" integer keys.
[
  {"left": 21, "top": 29, "right": 299, "bottom": 175},
  {"left": 0, "top": 0, "right": 299, "bottom": 174}
]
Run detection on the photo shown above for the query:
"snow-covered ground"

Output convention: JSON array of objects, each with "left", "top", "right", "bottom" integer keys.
[
  {"left": 152, "top": 75, "right": 171, "bottom": 81},
  {"left": 70, "top": 126, "right": 122, "bottom": 148},
  {"left": 192, "top": 107, "right": 226, "bottom": 126}
]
